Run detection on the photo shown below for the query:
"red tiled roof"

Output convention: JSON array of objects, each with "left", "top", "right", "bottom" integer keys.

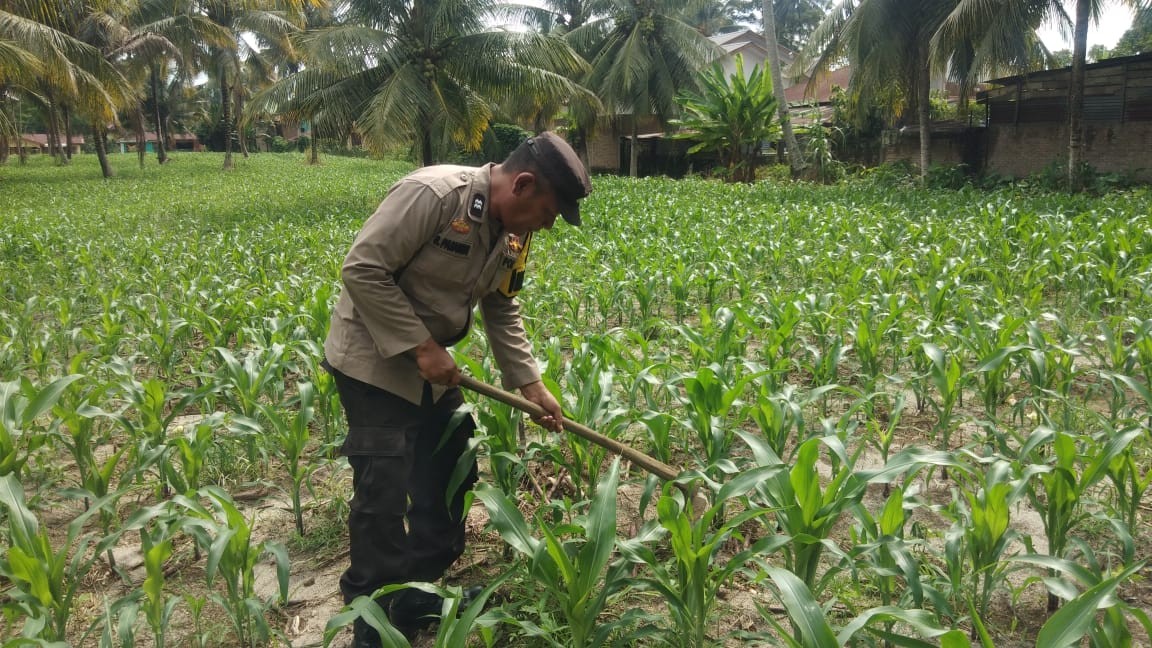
[
  {"left": 20, "top": 133, "right": 86, "bottom": 145},
  {"left": 784, "top": 66, "right": 853, "bottom": 104}
]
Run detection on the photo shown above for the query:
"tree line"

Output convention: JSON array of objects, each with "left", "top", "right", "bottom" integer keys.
[{"left": 1, "top": 0, "right": 1148, "bottom": 189}]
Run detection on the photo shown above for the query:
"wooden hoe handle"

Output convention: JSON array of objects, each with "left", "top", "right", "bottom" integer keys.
[{"left": 458, "top": 374, "right": 683, "bottom": 483}]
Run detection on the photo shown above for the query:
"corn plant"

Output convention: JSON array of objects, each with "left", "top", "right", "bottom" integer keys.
[
  {"left": 743, "top": 383, "right": 831, "bottom": 463},
  {"left": 922, "top": 343, "right": 965, "bottom": 455},
  {"left": 1015, "top": 531, "right": 1152, "bottom": 648},
  {"left": 553, "top": 344, "right": 628, "bottom": 499},
  {"left": 0, "top": 474, "right": 123, "bottom": 642},
  {"left": 744, "top": 436, "right": 861, "bottom": 592},
  {"left": 0, "top": 374, "right": 83, "bottom": 479},
  {"left": 753, "top": 297, "right": 801, "bottom": 394},
  {"left": 103, "top": 510, "right": 185, "bottom": 648},
  {"left": 167, "top": 412, "right": 225, "bottom": 497},
  {"left": 673, "top": 364, "right": 761, "bottom": 481},
  {"left": 859, "top": 392, "right": 906, "bottom": 496},
  {"left": 1017, "top": 425, "right": 1142, "bottom": 609},
  {"left": 172, "top": 486, "right": 290, "bottom": 647},
  {"left": 942, "top": 459, "right": 1027, "bottom": 628},
  {"left": 845, "top": 485, "right": 950, "bottom": 619},
  {"left": 746, "top": 567, "right": 971, "bottom": 648},
  {"left": 210, "top": 344, "right": 290, "bottom": 463},
  {"left": 95, "top": 595, "right": 139, "bottom": 648},
  {"left": 326, "top": 578, "right": 509, "bottom": 648},
  {"left": 475, "top": 460, "right": 636, "bottom": 647},
  {"left": 456, "top": 349, "right": 529, "bottom": 498},
  {"left": 257, "top": 381, "right": 317, "bottom": 536},
  {"left": 1104, "top": 439, "right": 1151, "bottom": 533},
  {"left": 618, "top": 468, "right": 788, "bottom": 648}
]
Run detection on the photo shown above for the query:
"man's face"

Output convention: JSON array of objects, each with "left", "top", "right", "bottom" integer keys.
[{"left": 503, "top": 176, "right": 560, "bottom": 236}]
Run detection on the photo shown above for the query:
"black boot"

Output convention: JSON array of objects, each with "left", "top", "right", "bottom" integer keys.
[
  {"left": 351, "top": 618, "right": 382, "bottom": 648},
  {"left": 388, "top": 586, "right": 486, "bottom": 637}
]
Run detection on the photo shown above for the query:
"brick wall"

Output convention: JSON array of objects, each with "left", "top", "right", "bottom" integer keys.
[
  {"left": 880, "top": 127, "right": 984, "bottom": 170},
  {"left": 586, "top": 115, "right": 665, "bottom": 173},
  {"left": 985, "top": 122, "right": 1152, "bottom": 181}
]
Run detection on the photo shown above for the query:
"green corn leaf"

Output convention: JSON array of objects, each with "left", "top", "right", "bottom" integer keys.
[
  {"left": 879, "top": 489, "right": 904, "bottom": 537},
  {"left": 474, "top": 483, "right": 539, "bottom": 556},
  {"left": 576, "top": 459, "right": 620, "bottom": 595},
  {"left": 764, "top": 567, "right": 839, "bottom": 647},
  {"left": 1035, "top": 562, "right": 1145, "bottom": 648},
  {"left": 22, "top": 375, "right": 84, "bottom": 426}
]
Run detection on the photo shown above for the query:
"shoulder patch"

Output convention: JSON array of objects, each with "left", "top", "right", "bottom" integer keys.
[{"left": 469, "top": 193, "right": 486, "bottom": 219}]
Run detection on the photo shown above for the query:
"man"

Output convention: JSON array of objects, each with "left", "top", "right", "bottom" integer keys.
[{"left": 323, "top": 132, "right": 591, "bottom": 646}]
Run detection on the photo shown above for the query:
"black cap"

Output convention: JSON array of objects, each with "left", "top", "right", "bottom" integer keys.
[{"left": 526, "top": 132, "right": 592, "bottom": 226}]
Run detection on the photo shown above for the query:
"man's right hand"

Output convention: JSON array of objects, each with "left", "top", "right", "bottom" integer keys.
[{"left": 414, "top": 338, "right": 461, "bottom": 386}]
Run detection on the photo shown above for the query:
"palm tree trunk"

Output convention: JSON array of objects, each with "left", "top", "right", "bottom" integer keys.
[
  {"left": 135, "top": 108, "right": 146, "bottom": 168},
  {"left": 420, "top": 127, "right": 433, "bottom": 166},
  {"left": 93, "top": 121, "right": 113, "bottom": 178},
  {"left": 629, "top": 116, "right": 639, "bottom": 177},
  {"left": 310, "top": 131, "right": 319, "bottom": 164},
  {"left": 151, "top": 65, "right": 168, "bottom": 164},
  {"left": 1067, "top": 0, "right": 1090, "bottom": 191},
  {"left": 918, "top": 43, "right": 932, "bottom": 186},
  {"left": 763, "top": 0, "right": 802, "bottom": 176},
  {"left": 236, "top": 89, "right": 249, "bottom": 158},
  {"left": 62, "top": 104, "right": 73, "bottom": 162},
  {"left": 222, "top": 71, "right": 234, "bottom": 170},
  {"left": 45, "top": 100, "right": 62, "bottom": 163}
]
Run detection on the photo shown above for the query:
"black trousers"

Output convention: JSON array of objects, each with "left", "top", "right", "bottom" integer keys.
[{"left": 325, "top": 363, "right": 478, "bottom": 605}]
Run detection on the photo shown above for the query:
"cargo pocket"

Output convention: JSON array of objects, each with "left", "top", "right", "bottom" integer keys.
[{"left": 340, "top": 425, "right": 407, "bottom": 457}]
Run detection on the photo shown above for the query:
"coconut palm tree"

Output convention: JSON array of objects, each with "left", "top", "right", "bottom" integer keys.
[
  {"left": 803, "top": 0, "right": 959, "bottom": 184},
  {"left": 249, "top": 0, "right": 594, "bottom": 165},
  {"left": 764, "top": 0, "right": 803, "bottom": 176},
  {"left": 179, "top": 0, "right": 304, "bottom": 169},
  {"left": 1, "top": 0, "right": 135, "bottom": 171},
  {"left": 568, "top": 0, "right": 719, "bottom": 176}
]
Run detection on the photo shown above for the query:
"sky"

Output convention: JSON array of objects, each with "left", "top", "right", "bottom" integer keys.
[{"left": 1037, "top": 3, "right": 1135, "bottom": 50}]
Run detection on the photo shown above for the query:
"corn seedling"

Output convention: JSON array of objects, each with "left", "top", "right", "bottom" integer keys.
[
  {"left": 0, "top": 474, "right": 123, "bottom": 642},
  {"left": 171, "top": 486, "right": 291, "bottom": 647},
  {"left": 618, "top": 467, "right": 789, "bottom": 648},
  {"left": 475, "top": 460, "right": 634, "bottom": 647}
]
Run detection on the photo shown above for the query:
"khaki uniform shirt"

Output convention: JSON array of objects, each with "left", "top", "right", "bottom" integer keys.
[{"left": 324, "top": 164, "right": 541, "bottom": 405}]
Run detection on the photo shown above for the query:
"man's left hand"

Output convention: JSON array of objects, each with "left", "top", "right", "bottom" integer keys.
[{"left": 520, "top": 381, "right": 563, "bottom": 433}]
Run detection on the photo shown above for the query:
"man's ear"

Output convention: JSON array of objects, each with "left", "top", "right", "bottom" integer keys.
[{"left": 511, "top": 171, "right": 537, "bottom": 195}]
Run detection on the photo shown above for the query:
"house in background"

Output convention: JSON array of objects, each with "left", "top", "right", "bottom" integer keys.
[
  {"left": 6, "top": 133, "right": 85, "bottom": 155},
  {"left": 116, "top": 131, "right": 202, "bottom": 153},
  {"left": 587, "top": 28, "right": 800, "bottom": 176},
  {"left": 976, "top": 52, "right": 1152, "bottom": 181}
]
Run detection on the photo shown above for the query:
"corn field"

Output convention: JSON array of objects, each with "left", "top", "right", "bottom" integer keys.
[{"left": 1, "top": 154, "right": 1151, "bottom": 648}]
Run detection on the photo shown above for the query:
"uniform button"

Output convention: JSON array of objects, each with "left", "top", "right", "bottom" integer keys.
[{"left": 460, "top": 172, "right": 469, "bottom": 180}]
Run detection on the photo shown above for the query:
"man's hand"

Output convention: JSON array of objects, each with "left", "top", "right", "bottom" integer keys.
[
  {"left": 414, "top": 338, "right": 461, "bottom": 386},
  {"left": 520, "top": 381, "right": 563, "bottom": 432}
]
